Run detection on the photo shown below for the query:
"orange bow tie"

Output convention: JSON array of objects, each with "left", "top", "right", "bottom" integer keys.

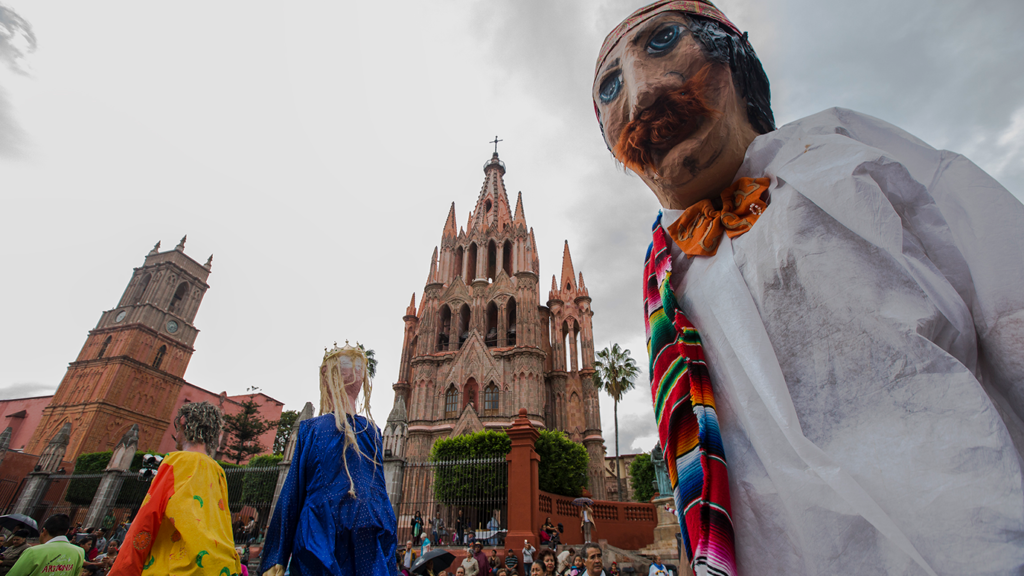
[{"left": 665, "top": 177, "right": 770, "bottom": 257}]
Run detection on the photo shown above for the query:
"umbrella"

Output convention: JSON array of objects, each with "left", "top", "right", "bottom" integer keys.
[
  {"left": 410, "top": 549, "right": 456, "bottom": 575},
  {"left": 571, "top": 497, "right": 593, "bottom": 507},
  {"left": 0, "top": 514, "right": 39, "bottom": 536}
]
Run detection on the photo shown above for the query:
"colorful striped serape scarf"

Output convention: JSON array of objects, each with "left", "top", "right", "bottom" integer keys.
[{"left": 645, "top": 212, "right": 736, "bottom": 576}]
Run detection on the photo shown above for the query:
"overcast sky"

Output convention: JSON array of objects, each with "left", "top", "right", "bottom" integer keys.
[{"left": 1, "top": 1, "right": 1021, "bottom": 456}]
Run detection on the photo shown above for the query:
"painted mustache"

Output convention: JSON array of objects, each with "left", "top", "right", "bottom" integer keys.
[{"left": 613, "top": 64, "right": 719, "bottom": 174}]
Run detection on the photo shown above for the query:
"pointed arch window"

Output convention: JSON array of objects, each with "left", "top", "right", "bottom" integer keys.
[
  {"left": 169, "top": 282, "right": 189, "bottom": 313},
  {"left": 454, "top": 247, "right": 464, "bottom": 282},
  {"left": 562, "top": 321, "right": 571, "bottom": 372},
  {"left": 445, "top": 385, "right": 459, "bottom": 418},
  {"left": 485, "top": 301, "right": 498, "bottom": 347},
  {"left": 507, "top": 298, "right": 517, "bottom": 346},
  {"left": 458, "top": 304, "right": 471, "bottom": 349},
  {"left": 487, "top": 240, "right": 497, "bottom": 281},
  {"left": 98, "top": 336, "right": 112, "bottom": 359},
  {"left": 152, "top": 345, "right": 167, "bottom": 370},
  {"left": 134, "top": 273, "right": 151, "bottom": 305},
  {"left": 503, "top": 240, "right": 513, "bottom": 276},
  {"left": 437, "top": 305, "right": 452, "bottom": 352},
  {"left": 484, "top": 383, "right": 499, "bottom": 415},
  {"left": 467, "top": 243, "right": 478, "bottom": 281}
]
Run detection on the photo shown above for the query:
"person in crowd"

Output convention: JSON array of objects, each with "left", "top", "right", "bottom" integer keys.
[
  {"left": 259, "top": 342, "right": 397, "bottom": 576},
  {"left": 539, "top": 518, "right": 556, "bottom": 546},
  {"left": 580, "top": 544, "right": 604, "bottom": 576},
  {"left": 430, "top": 507, "right": 446, "bottom": 545},
  {"left": 460, "top": 546, "right": 480, "bottom": 576},
  {"left": 494, "top": 569, "right": 508, "bottom": 576},
  {"left": 6, "top": 514, "right": 83, "bottom": 576},
  {"left": 471, "top": 541, "right": 491, "bottom": 576},
  {"left": 504, "top": 549, "right": 519, "bottom": 575},
  {"left": 488, "top": 550, "right": 500, "bottom": 571},
  {"left": 78, "top": 536, "right": 99, "bottom": 562},
  {"left": 101, "top": 513, "right": 116, "bottom": 536},
  {"left": 567, "top": 555, "right": 585, "bottom": 576},
  {"left": 108, "top": 401, "right": 241, "bottom": 576},
  {"left": 556, "top": 548, "right": 574, "bottom": 575},
  {"left": 522, "top": 541, "right": 535, "bottom": 576},
  {"left": 0, "top": 535, "right": 6, "bottom": 555},
  {"left": 403, "top": 540, "right": 415, "bottom": 570},
  {"left": 647, "top": 554, "right": 669, "bottom": 576},
  {"left": 535, "top": 548, "right": 558, "bottom": 576},
  {"left": 421, "top": 537, "right": 432, "bottom": 558},
  {"left": 455, "top": 567, "right": 467, "bottom": 576},
  {"left": 579, "top": 505, "right": 595, "bottom": 544},
  {"left": 530, "top": 564, "right": 543, "bottom": 576},
  {"left": 96, "top": 538, "right": 119, "bottom": 562},
  {"left": 91, "top": 528, "right": 107, "bottom": 555},
  {"left": 455, "top": 510, "right": 466, "bottom": 545},
  {"left": 412, "top": 511, "right": 424, "bottom": 547},
  {"left": 0, "top": 530, "right": 29, "bottom": 576},
  {"left": 486, "top": 511, "right": 500, "bottom": 547}
]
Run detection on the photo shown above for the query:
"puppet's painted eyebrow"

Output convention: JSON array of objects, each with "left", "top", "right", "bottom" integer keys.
[
  {"left": 600, "top": 57, "right": 620, "bottom": 79},
  {"left": 631, "top": 14, "right": 682, "bottom": 46}
]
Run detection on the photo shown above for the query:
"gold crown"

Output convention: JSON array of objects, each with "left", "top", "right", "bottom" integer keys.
[{"left": 323, "top": 340, "right": 366, "bottom": 363}]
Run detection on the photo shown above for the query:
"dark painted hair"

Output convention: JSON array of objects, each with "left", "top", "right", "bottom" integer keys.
[{"left": 686, "top": 15, "right": 775, "bottom": 134}]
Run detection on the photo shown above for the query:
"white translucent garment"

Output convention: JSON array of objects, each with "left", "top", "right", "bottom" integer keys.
[{"left": 661, "top": 108, "right": 1024, "bottom": 575}]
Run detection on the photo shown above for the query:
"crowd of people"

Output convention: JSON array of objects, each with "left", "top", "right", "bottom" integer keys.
[
  {"left": 398, "top": 538, "right": 672, "bottom": 576},
  {"left": 0, "top": 516, "right": 125, "bottom": 576}
]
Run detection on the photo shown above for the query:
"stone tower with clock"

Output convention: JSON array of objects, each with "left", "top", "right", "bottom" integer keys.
[{"left": 25, "top": 237, "right": 213, "bottom": 461}]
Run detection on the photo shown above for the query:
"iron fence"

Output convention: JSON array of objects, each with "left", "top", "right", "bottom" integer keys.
[
  {"left": 397, "top": 457, "right": 508, "bottom": 547},
  {"left": 223, "top": 465, "right": 279, "bottom": 546}
]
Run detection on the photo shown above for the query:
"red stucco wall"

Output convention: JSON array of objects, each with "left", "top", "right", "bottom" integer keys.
[{"left": 0, "top": 395, "right": 54, "bottom": 452}]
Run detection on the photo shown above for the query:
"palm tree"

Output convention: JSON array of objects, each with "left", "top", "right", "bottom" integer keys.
[
  {"left": 594, "top": 343, "right": 640, "bottom": 501},
  {"left": 356, "top": 343, "right": 377, "bottom": 379}
]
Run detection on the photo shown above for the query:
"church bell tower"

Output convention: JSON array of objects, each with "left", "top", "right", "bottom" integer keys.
[{"left": 26, "top": 237, "right": 213, "bottom": 461}]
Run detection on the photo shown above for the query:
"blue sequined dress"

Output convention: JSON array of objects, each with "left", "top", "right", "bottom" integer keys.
[{"left": 260, "top": 414, "right": 398, "bottom": 576}]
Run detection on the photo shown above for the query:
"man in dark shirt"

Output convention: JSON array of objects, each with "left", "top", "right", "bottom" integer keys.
[{"left": 0, "top": 531, "right": 29, "bottom": 576}]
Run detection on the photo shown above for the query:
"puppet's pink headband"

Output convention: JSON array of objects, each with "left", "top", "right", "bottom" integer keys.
[{"left": 594, "top": 0, "right": 740, "bottom": 122}]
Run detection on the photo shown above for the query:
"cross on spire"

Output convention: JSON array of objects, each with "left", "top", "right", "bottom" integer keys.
[{"left": 490, "top": 135, "right": 503, "bottom": 154}]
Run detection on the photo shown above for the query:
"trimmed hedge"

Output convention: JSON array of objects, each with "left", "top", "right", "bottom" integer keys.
[{"left": 535, "top": 429, "right": 589, "bottom": 497}]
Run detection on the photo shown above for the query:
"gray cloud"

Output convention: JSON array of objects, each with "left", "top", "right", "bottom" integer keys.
[
  {"left": 0, "top": 3, "right": 35, "bottom": 156},
  {"left": 0, "top": 382, "right": 56, "bottom": 400}
]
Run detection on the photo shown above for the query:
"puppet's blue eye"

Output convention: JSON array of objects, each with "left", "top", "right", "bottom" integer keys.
[
  {"left": 599, "top": 74, "right": 622, "bottom": 103},
  {"left": 647, "top": 25, "right": 682, "bottom": 54}
]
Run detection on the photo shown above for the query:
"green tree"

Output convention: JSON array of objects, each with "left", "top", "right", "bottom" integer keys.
[
  {"left": 222, "top": 387, "right": 279, "bottom": 464},
  {"left": 535, "top": 429, "right": 589, "bottom": 497},
  {"left": 594, "top": 343, "right": 640, "bottom": 501},
  {"left": 273, "top": 410, "right": 299, "bottom": 455},
  {"left": 356, "top": 343, "right": 377, "bottom": 379},
  {"left": 66, "top": 451, "right": 112, "bottom": 505},
  {"left": 429, "top": 430, "right": 510, "bottom": 503},
  {"left": 239, "top": 454, "right": 283, "bottom": 505},
  {"left": 628, "top": 453, "right": 656, "bottom": 502}
]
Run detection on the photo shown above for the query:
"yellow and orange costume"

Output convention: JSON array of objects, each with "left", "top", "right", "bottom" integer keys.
[{"left": 109, "top": 451, "right": 241, "bottom": 576}]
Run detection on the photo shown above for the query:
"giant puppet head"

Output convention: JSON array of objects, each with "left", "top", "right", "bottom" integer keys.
[
  {"left": 593, "top": 0, "right": 774, "bottom": 209},
  {"left": 320, "top": 340, "right": 376, "bottom": 497}
]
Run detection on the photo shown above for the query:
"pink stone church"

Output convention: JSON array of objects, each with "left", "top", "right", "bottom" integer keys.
[{"left": 383, "top": 152, "right": 608, "bottom": 500}]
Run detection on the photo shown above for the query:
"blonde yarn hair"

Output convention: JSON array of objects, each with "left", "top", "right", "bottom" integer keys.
[{"left": 319, "top": 341, "right": 377, "bottom": 497}]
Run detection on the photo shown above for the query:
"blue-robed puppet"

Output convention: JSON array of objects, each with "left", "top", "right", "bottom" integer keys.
[{"left": 260, "top": 342, "right": 397, "bottom": 576}]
